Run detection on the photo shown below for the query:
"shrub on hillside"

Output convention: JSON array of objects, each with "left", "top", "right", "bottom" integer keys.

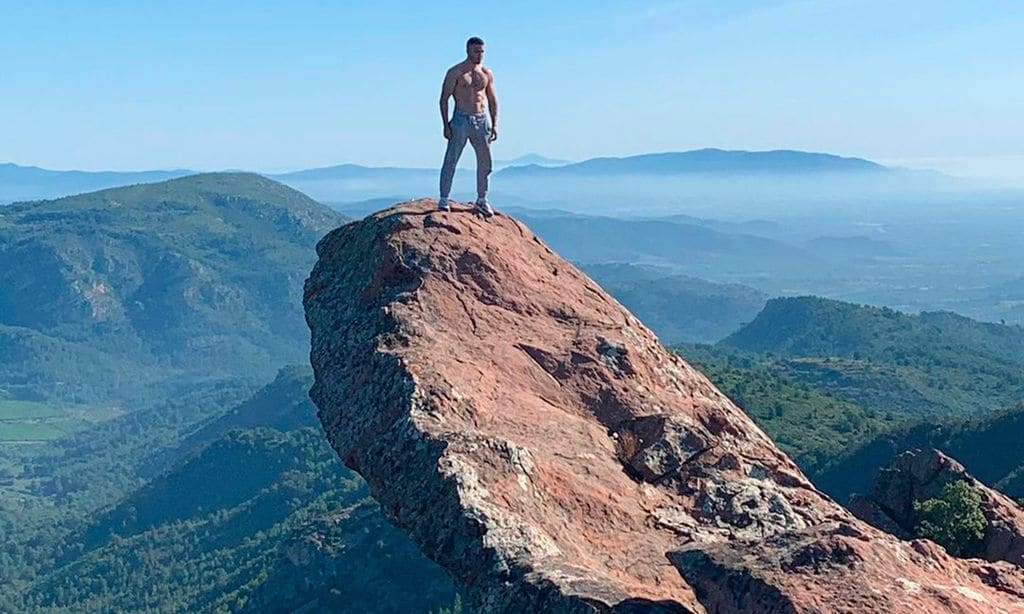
[{"left": 913, "top": 480, "right": 986, "bottom": 556}]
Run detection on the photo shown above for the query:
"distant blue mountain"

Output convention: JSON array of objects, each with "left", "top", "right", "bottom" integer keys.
[
  {"left": 0, "top": 162, "right": 441, "bottom": 205},
  {"left": 277, "top": 154, "right": 573, "bottom": 178},
  {"left": 0, "top": 163, "right": 193, "bottom": 202},
  {"left": 496, "top": 148, "right": 889, "bottom": 177},
  {"left": 271, "top": 163, "right": 436, "bottom": 182},
  {"left": 0, "top": 149, "right": 895, "bottom": 205},
  {"left": 493, "top": 153, "right": 572, "bottom": 169}
]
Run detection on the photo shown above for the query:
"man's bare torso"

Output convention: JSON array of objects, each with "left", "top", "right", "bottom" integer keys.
[{"left": 448, "top": 62, "right": 492, "bottom": 114}]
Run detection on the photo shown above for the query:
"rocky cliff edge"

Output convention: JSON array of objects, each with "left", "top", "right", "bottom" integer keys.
[{"left": 304, "top": 200, "right": 1024, "bottom": 613}]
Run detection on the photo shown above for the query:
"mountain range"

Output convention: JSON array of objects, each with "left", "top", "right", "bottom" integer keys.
[
  {"left": 494, "top": 148, "right": 888, "bottom": 177},
  {"left": 493, "top": 153, "right": 571, "bottom": 168},
  {"left": 672, "top": 295, "right": 1024, "bottom": 499},
  {"left": 1, "top": 149, "right": 895, "bottom": 204},
  {"left": 511, "top": 208, "right": 822, "bottom": 281}
]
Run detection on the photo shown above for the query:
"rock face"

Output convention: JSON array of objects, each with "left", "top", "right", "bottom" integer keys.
[
  {"left": 304, "top": 200, "right": 1024, "bottom": 613},
  {"left": 850, "top": 448, "right": 1024, "bottom": 567}
]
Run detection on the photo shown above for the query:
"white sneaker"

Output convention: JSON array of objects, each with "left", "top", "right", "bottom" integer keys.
[
  {"left": 438, "top": 197, "right": 451, "bottom": 212},
  {"left": 474, "top": 197, "right": 494, "bottom": 217}
]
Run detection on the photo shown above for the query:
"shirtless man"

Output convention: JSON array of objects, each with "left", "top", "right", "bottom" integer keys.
[{"left": 438, "top": 36, "right": 498, "bottom": 216}]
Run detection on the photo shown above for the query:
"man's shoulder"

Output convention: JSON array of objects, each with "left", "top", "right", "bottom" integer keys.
[{"left": 447, "top": 61, "right": 467, "bottom": 74}]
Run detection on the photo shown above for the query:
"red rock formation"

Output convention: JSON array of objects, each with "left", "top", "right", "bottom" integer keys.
[
  {"left": 304, "top": 200, "right": 1024, "bottom": 612},
  {"left": 850, "top": 447, "right": 1024, "bottom": 567}
]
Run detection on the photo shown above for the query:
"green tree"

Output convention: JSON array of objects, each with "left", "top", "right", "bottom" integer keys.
[{"left": 913, "top": 480, "right": 987, "bottom": 556}]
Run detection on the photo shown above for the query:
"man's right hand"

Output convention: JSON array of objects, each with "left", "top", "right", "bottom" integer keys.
[{"left": 444, "top": 123, "right": 452, "bottom": 140}]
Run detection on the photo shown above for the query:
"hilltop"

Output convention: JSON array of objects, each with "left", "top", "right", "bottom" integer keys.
[
  {"left": 0, "top": 163, "right": 192, "bottom": 203},
  {"left": 0, "top": 173, "right": 346, "bottom": 403},
  {"left": 720, "top": 296, "right": 1024, "bottom": 417}
]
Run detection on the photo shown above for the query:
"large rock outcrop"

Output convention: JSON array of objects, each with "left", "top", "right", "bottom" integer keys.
[
  {"left": 850, "top": 448, "right": 1024, "bottom": 567},
  {"left": 304, "top": 200, "right": 1024, "bottom": 612}
]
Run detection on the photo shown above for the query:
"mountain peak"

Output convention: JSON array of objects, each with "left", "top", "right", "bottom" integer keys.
[
  {"left": 496, "top": 148, "right": 888, "bottom": 177},
  {"left": 304, "top": 199, "right": 1024, "bottom": 612},
  {"left": 494, "top": 153, "right": 572, "bottom": 168},
  {"left": 20, "top": 171, "right": 340, "bottom": 223}
]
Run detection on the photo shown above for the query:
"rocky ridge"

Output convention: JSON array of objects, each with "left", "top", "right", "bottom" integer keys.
[
  {"left": 304, "top": 200, "right": 1024, "bottom": 612},
  {"left": 850, "top": 448, "right": 1024, "bottom": 567}
]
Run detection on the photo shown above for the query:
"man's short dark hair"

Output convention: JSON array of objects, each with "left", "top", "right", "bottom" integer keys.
[{"left": 466, "top": 36, "right": 485, "bottom": 47}]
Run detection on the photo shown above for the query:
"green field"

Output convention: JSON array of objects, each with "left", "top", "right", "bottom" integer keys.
[
  {"left": 0, "top": 400, "right": 120, "bottom": 442},
  {"left": 0, "top": 400, "right": 63, "bottom": 419}
]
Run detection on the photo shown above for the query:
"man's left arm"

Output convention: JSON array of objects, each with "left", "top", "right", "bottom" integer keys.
[{"left": 486, "top": 70, "right": 499, "bottom": 142}]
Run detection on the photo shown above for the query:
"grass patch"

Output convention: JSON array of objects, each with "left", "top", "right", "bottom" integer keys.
[
  {"left": 0, "top": 401, "right": 122, "bottom": 442},
  {"left": 0, "top": 422, "right": 69, "bottom": 442},
  {"left": 0, "top": 400, "right": 63, "bottom": 420}
]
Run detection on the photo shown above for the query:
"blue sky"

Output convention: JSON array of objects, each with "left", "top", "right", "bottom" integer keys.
[{"left": 2, "top": 1, "right": 1022, "bottom": 176}]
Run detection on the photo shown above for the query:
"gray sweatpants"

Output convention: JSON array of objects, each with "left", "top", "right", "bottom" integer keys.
[{"left": 439, "top": 110, "right": 492, "bottom": 199}]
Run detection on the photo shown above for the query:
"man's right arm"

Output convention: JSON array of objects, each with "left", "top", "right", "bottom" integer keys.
[{"left": 440, "top": 69, "right": 456, "bottom": 138}]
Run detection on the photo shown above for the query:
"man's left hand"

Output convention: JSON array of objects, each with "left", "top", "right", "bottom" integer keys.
[{"left": 489, "top": 126, "right": 499, "bottom": 143}]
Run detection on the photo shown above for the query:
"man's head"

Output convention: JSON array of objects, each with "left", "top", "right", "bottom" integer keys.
[{"left": 466, "top": 36, "right": 485, "bottom": 64}]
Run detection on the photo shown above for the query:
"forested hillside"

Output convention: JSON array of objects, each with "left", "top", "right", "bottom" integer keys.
[
  {"left": 676, "top": 344, "right": 893, "bottom": 473},
  {"left": 1, "top": 369, "right": 457, "bottom": 613},
  {"left": 813, "top": 404, "right": 1024, "bottom": 501},
  {"left": 674, "top": 297, "right": 1024, "bottom": 502},
  {"left": 0, "top": 173, "right": 346, "bottom": 404},
  {"left": 721, "top": 296, "right": 1024, "bottom": 417}
]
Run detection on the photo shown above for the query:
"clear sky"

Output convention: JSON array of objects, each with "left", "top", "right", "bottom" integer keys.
[{"left": 2, "top": 1, "right": 1022, "bottom": 175}]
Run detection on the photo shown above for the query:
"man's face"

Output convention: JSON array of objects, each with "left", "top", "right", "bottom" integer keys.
[{"left": 467, "top": 44, "right": 484, "bottom": 64}]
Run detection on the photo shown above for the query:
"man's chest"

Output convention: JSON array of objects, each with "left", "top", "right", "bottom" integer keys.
[{"left": 456, "top": 69, "right": 488, "bottom": 91}]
